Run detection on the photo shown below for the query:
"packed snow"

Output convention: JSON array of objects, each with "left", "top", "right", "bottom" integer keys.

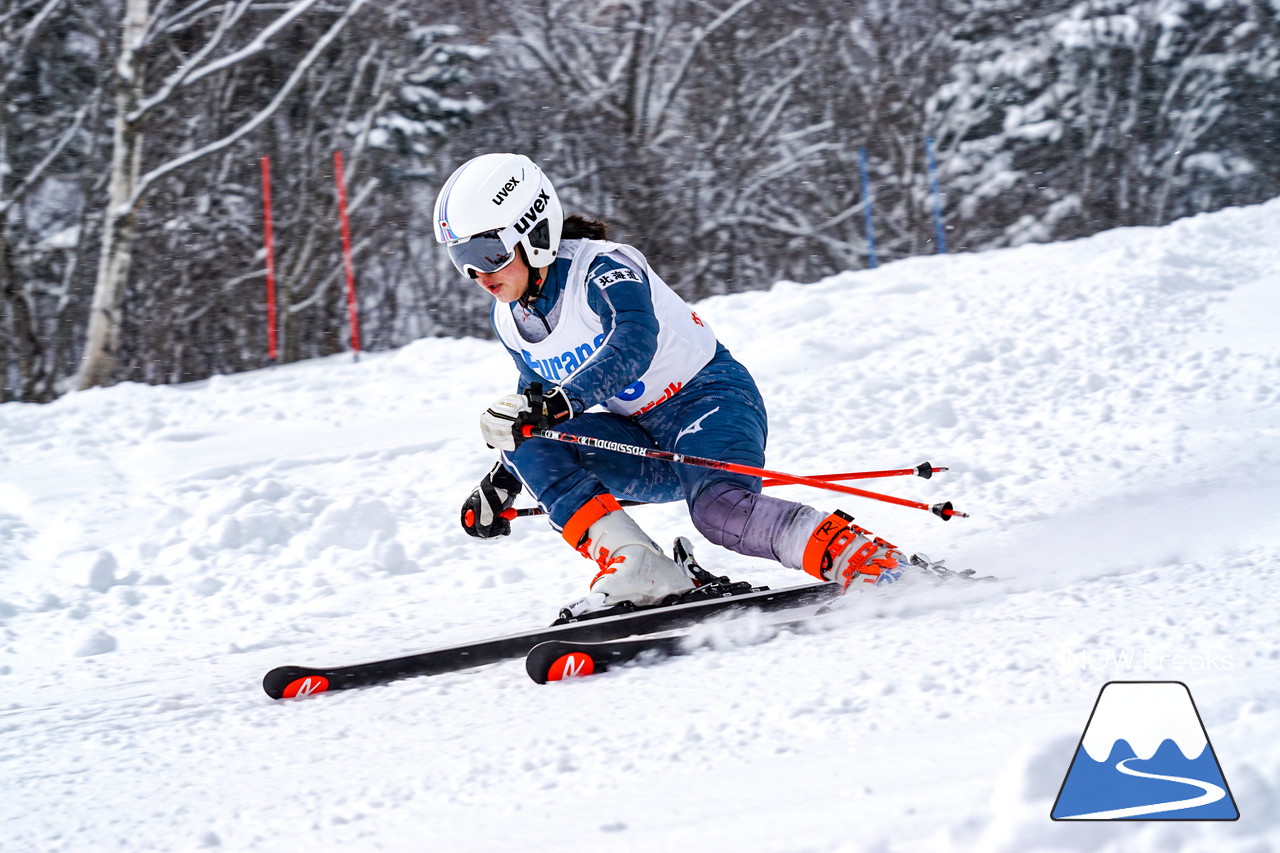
[{"left": 2, "top": 200, "right": 1279, "bottom": 851}]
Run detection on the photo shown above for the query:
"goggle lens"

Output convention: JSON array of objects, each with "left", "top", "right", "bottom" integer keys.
[{"left": 447, "top": 231, "right": 516, "bottom": 278}]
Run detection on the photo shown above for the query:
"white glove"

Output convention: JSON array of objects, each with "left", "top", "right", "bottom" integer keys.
[
  {"left": 480, "top": 394, "right": 533, "bottom": 452},
  {"left": 479, "top": 383, "right": 574, "bottom": 452}
]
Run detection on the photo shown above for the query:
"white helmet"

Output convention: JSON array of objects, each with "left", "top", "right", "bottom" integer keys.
[{"left": 433, "top": 153, "right": 563, "bottom": 277}]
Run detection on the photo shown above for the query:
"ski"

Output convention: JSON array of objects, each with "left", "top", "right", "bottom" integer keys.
[
  {"left": 525, "top": 605, "right": 831, "bottom": 683},
  {"left": 262, "top": 580, "right": 842, "bottom": 699},
  {"left": 521, "top": 557, "right": 1002, "bottom": 683},
  {"left": 526, "top": 634, "right": 689, "bottom": 683}
]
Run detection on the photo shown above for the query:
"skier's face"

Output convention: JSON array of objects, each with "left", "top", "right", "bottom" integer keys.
[{"left": 474, "top": 251, "right": 531, "bottom": 304}]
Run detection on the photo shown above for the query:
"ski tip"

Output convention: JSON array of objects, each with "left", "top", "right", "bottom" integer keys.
[
  {"left": 547, "top": 651, "right": 596, "bottom": 682},
  {"left": 281, "top": 675, "right": 330, "bottom": 698},
  {"left": 263, "top": 667, "right": 330, "bottom": 700},
  {"left": 527, "top": 643, "right": 597, "bottom": 684}
]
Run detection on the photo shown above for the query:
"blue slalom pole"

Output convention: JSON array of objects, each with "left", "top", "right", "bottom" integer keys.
[
  {"left": 925, "top": 137, "right": 947, "bottom": 254},
  {"left": 859, "top": 147, "right": 877, "bottom": 269}
]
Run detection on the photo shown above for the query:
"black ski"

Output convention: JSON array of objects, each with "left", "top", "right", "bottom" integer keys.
[
  {"left": 525, "top": 606, "right": 838, "bottom": 683},
  {"left": 526, "top": 634, "right": 689, "bottom": 683},
  {"left": 262, "top": 580, "right": 841, "bottom": 699}
]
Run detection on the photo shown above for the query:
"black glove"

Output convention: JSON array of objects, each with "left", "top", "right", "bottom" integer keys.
[
  {"left": 479, "top": 382, "right": 575, "bottom": 451},
  {"left": 461, "top": 461, "right": 524, "bottom": 538}
]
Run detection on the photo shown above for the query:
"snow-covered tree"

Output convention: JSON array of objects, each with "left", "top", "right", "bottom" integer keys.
[
  {"left": 930, "top": 0, "right": 1280, "bottom": 248},
  {"left": 118, "top": 5, "right": 485, "bottom": 379},
  {"left": 73, "top": 0, "right": 372, "bottom": 391},
  {"left": 0, "top": 1, "right": 485, "bottom": 396},
  {"left": 5, "top": 0, "right": 1278, "bottom": 399},
  {"left": 1, "top": 0, "right": 107, "bottom": 401}
]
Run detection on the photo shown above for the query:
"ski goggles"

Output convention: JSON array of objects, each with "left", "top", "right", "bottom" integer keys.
[{"left": 446, "top": 230, "right": 518, "bottom": 278}]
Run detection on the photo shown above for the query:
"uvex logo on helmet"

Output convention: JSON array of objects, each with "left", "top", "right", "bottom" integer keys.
[
  {"left": 491, "top": 170, "right": 524, "bottom": 206},
  {"left": 513, "top": 190, "right": 551, "bottom": 235}
]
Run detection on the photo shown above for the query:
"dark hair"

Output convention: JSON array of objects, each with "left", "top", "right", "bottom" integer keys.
[{"left": 562, "top": 214, "right": 610, "bottom": 240}]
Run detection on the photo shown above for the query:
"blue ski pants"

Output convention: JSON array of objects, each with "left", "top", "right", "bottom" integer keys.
[{"left": 502, "top": 346, "right": 814, "bottom": 563}]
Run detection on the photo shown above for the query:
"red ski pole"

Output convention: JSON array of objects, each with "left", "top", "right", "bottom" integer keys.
[
  {"left": 521, "top": 427, "right": 967, "bottom": 520},
  {"left": 497, "top": 462, "right": 947, "bottom": 521},
  {"left": 761, "top": 461, "right": 944, "bottom": 487}
]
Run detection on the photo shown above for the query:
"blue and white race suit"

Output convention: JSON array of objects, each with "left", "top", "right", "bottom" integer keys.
[{"left": 494, "top": 238, "right": 818, "bottom": 565}]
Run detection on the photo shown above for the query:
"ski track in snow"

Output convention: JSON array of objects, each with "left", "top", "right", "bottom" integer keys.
[{"left": 2, "top": 201, "right": 1280, "bottom": 851}]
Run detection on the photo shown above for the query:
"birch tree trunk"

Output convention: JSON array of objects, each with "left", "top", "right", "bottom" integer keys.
[
  {"left": 73, "top": 0, "right": 147, "bottom": 391},
  {"left": 71, "top": 0, "right": 367, "bottom": 391}
]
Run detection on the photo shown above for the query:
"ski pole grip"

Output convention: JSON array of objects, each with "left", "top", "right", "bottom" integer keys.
[{"left": 466, "top": 507, "right": 522, "bottom": 527}]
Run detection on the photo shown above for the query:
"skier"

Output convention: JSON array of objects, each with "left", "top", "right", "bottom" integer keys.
[{"left": 436, "top": 153, "right": 907, "bottom": 613}]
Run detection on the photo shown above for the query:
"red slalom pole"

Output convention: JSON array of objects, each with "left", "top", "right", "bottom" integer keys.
[
  {"left": 259, "top": 156, "right": 279, "bottom": 362},
  {"left": 333, "top": 150, "right": 361, "bottom": 361},
  {"left": 524, "top": 428, "right": 967, "bottom": 520}
]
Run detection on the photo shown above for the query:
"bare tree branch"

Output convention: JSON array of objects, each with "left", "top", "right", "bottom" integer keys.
[
  {"left": 0, "top": 105, "right": 90, "bottom": 217},
  {"left": 126, "top": 0, "right": 369, "bottom": 212},
  {"left": 129, "top": 0, "right": 323, "bottom": 125}
]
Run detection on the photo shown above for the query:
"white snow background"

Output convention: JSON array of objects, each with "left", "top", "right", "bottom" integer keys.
[{"left": 2, "top": 200, "right": 1279, "bottom": 852}]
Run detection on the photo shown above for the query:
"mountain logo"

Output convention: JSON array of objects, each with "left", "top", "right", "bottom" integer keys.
[{"left": 1051, "top": 681, "right": 1239, "bottom": 821}]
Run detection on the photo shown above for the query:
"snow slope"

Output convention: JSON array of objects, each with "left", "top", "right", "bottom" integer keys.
[{"left": 2, "top": 200, "right": 1279, "bottom": 852}]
